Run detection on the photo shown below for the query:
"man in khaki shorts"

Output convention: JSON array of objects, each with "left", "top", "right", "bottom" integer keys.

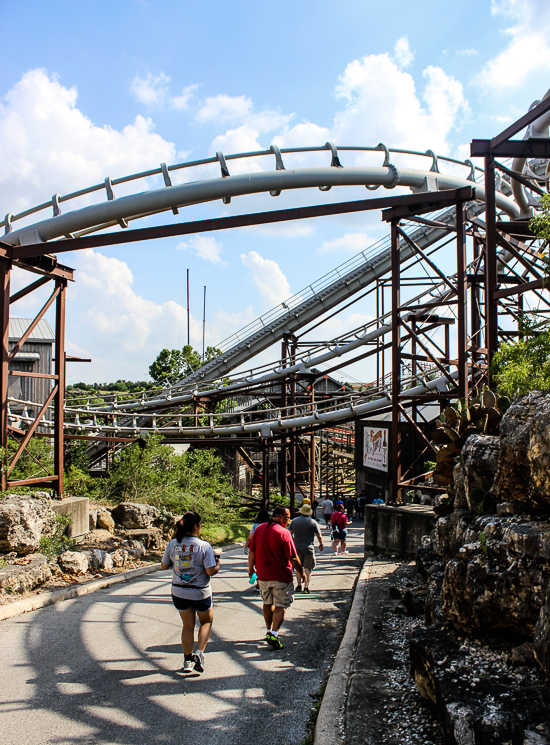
[
  {"left": 248, "top": 507, "right": 304, "bottom": 650},
  {"left": 290, "top": 504, "right": 323, "bottom": 593}
]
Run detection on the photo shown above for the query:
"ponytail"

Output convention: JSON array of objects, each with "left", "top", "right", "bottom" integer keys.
[{"left": 175, "top": 511, "right": 201, "bottom": 542}]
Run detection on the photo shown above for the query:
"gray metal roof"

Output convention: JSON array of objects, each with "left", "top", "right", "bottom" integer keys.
[{"left": 9, "top": 318, "right": 55, "bottom": 343}]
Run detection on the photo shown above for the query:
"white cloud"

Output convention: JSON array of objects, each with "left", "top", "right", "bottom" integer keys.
[
  {"left": 171, "top": 83, "right": 199, "bottom": 110},
  {"left": 328, "top": 53, "right": 468, "bottom": 154},
  {"left": 394, "top": 36, "right": 414, "bottom": 69},
  {"left": 240, "top": 251, "right": 291, "bottom": 309},
  {"left": 196, "top": 94, "right": 253, "bottom": 124},
  {"left": 475, "top": 0, "right": 550, "bottom": 92},
  {"left": 319, "top": 232, "right": 375, "bottom": 254},
  {"left": 65, "top": 249, "right": 203, "bottom": 381},
  {"left": 457, "top": 48, "right": 479, "bottom": 57},
  {"left": 177, "top": 235, "right": 223, "bottom": 263},
  {"left": 131, "top": 72, "right": 171, "bottom": 106},
  {"left": 0, "top": 69, "right": 176, "bottom": 216}
]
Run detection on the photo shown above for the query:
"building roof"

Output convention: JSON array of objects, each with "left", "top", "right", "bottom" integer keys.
[{"left": 9, "top": 318, "right": 55, "bottom": 343}]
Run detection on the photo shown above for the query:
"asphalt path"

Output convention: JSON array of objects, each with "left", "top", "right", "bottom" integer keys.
[{"left": 0, "top": 516, "right": 364, "bottom": 745}]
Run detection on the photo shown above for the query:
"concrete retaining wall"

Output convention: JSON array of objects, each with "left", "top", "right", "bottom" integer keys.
[{"left": 364, "top": 504, "right": 435, "bottom": 557}]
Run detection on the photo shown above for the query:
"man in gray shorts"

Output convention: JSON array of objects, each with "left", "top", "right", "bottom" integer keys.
[{"left": 289, "top": 504, "right": 324, "bottom": 594}]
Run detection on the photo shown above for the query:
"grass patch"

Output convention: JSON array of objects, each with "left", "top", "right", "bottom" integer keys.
[
  {"left": 201, "top": 521, "right": 252, "bottom": 547},
  {"left": 300, "top": 680, "right": 327, "bottom": 745}
]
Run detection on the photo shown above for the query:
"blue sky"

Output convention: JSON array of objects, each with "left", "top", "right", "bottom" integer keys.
[{"left": 2, "top": 0, "right": 550, "bottom": 385}]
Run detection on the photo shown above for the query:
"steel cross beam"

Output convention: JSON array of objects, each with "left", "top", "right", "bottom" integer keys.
[{"left": 3, "top": 187, "right": 475, "bottom": 261}]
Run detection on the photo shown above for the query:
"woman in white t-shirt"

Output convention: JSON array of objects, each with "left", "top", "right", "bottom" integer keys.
[{"left": 161, "top": 511, "right": 220, "bottom": 674}]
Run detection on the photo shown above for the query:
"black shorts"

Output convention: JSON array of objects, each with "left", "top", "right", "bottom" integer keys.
[{"left": 171, "top": 594, "right": 213, "bottom": 613}]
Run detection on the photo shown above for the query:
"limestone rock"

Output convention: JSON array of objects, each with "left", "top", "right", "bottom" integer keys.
[
  {"left": 96, "top": 510, "right": 115, "bottom": 533},
  {"left": 492, "top": 391, "right": 544, "bottom": 505},
  {"left": 0, "top": 553, "right": 51, "bottom": 594},
  {"left": 534, "top": 586, "right": 550, "bottom": 677},
  {"left": 410, "top": 626, "right": 550, "bottom": 745},
  {"left": 450, "top": 462, "right": 468, "bottom": 510},
  {"left": 126, "top": 528, "right": 163, "bottom": 551},
  {"left": 86, "top": 549, "right": 113, "bottom": 571},
  {"left": 0, "top": 495, "right": 56, "bottom": 555},
  {"left": 111, "top": 502, "right": 160, "bottom": 530},
  {"left": 432, "top": 510, "right": 476, "bottom": 563},
  {"left": 126, "top": 539, "right": 146, "bottom": 558},
  {"left": 416, "top": 547, "right": 446, "bottom": 625},
  {"left": 440, "top": 535, "right": 546, "bottom": 636},
  {"left": 58, "top": 550, "right": 89, "bottom": 575},
  {"left": 111, "top": 549, "right": 128, "bottom": 567},
  {"left": 89, "top": 509, "right": 97, "bottom": 531},
  {"left": 461, "top": 434, "right": 500, "bottom": 506}
]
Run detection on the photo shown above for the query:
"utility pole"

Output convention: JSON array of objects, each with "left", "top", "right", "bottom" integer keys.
[
  {"left": 186, "top": 269, "right": 190, "bottom": 347},
  {"left": 202, "top": 285, "right": 206, "bottom": 359}
]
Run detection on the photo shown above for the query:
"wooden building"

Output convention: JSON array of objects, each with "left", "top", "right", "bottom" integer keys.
[{"left": 8, "top": 318, "right": 55, "bottom": 416}]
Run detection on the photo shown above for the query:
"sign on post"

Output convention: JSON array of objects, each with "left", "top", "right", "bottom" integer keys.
[{"left": 363, "top": 426, "right": 388, "bottom": 472}]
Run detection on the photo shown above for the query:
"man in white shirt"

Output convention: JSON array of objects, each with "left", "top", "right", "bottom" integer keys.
[{"left": 321, "top": 498, "right": 333, "bottom": 528}]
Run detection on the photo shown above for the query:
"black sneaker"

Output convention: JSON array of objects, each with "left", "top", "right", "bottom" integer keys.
[{"left": 266, "top": 632, "right": 283, "bottom": 650}]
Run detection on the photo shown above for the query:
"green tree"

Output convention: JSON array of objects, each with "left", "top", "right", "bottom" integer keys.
[
  {"left": 149, "top": 345, "right": 221, "bottom": 384},
  {"left": 492, "top": 320, "right": 550, "bottom": 398}
]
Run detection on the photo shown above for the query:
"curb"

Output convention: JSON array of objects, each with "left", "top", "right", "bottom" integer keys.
[
  {"left": 0, "top": 562, "right": 162, "bottom": 622},
  {"left": 314, "top": 557, "right": 372, "bottom": 745},
  {"left": 0, "top": 540, "right": 247, "bottom": 623}
]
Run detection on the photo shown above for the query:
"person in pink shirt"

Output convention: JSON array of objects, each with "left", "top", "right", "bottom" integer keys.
[{"left": 248, "top": 507, "right": 304, "bottom": 650}]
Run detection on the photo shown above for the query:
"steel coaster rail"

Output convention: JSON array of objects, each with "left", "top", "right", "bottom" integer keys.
[
  {"left": 10, "top": 363, "right": 455, "bottom": 437},
  {"left": 2, "top": 144, "right": 487, "bottom": 236}
]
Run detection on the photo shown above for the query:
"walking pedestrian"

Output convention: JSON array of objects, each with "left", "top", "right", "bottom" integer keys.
[
  {"left": 331, "top": 502, "right": 349, "bottom": 555},
  {"left": 321, "top": 496, "right": 334, "bottom": 528},
  {"left": 244, "top": 509, "right": 270, "bottom": 592},
  {"left": 160, "top": 511, "right": 220, "bottom": 674},
  {"left": 289, "top": 504, "right": 324, "bottom": 594},
  {"left": 345, "top": 494, "right": 356, "bottom": 523},
  {"left": 248, "top": 506, "right": 304, "bottom": 650}
]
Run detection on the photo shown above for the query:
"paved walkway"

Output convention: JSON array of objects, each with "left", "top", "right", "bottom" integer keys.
[{"left": 0, "top": 518, "right": 364, "bottom": 745}]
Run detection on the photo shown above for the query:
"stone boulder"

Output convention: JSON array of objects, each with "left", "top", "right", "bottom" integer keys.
[
  {"left": 0, "top": 554, "right": 51, "bottom": 594},
  {"left": 440, "top": 517, "right": 550, "bottom": 637},
  {"left": 0, "top": 496, "right": 56, "bottom": 555},
  {"left": 410, "top": 626, "right": 550, "bottom": 745},
  {"left": 432, "top": 510, "right": 476, "bottom": 563},
  {"left": 534, "top": 586, "right": 550, "bottom": 677},
  {"left": 492, "top": 391, "right": 548, "bottom": 507},
  {"left": 96, "top": 510, "right": 115, "bottom": 533},
  {"left": 111, "top": 502, "right": 160, "bottom": 530},
  {"left": 58, "top": 550, "right": 89, "bottom": 575},
  {"left": 126, "top": 528, "right": 163, "bottom": 551},
  {"left": 85, "top": 549, "right": 113, "bottom": 571},
  {"left": 461, "top": 434, "right": 500, "bottom": 506},
  {"left": 111, "top": 549, "right": 129, "bottom": 567}
]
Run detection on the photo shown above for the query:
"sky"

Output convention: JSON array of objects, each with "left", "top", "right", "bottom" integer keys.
[{"left": 2, "top": 0, "right": 550, "bottom": 386}]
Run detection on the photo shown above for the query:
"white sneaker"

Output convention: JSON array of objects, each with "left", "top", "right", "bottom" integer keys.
[
  {"left": 183, "top": 656, "right": 194, "bottom": 673},
  {"left": 333, "top": 551, "right": 339, "bottom": 556},
  {"left": 193, "top": 650, "right": 205, "bottom": 673}
]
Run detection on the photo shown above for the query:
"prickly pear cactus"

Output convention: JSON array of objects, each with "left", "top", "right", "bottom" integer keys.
[{"left": 430, "top": 389, "right": 507, "bottom": 488}]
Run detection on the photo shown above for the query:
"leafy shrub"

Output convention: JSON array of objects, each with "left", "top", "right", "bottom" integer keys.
[{"left": 39, "top": 513, "right": 73, "bottom": 559}]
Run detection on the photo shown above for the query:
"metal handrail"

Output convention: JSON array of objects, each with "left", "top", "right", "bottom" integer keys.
[{"left": 2, "top": 143, "right": 484, "bottom": 233}]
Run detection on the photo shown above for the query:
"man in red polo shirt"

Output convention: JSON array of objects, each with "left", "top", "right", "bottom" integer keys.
[{"left": 248, "top": 506, "right": 304, "bottom": 650}]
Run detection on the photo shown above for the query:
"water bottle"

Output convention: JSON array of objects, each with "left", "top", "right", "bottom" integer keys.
[{"left": 249, "top": 572, "right": 257, "bottom": 584}]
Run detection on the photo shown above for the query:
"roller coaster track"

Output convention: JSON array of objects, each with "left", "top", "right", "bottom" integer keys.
[{"left": 3, "top": 140, "right": 536, "bottom": 440}]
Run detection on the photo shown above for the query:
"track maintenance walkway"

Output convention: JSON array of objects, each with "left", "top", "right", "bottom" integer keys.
[{"left": 0, "top": 519, "right": 364, "bottom": 745}]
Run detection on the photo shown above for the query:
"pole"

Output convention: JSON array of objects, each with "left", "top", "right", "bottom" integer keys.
[
  {"left": 391, "top": 220, "right": 402, "bottom": 505},
  {"left": 0, "top": 259, "right": 10, "bottom": 490},
  {"left": 186, "top": 269, "right": 190, "bottom": 347},
  {"left": 54, "top": 278, "right": 67, "bottom": 495},
  {"left": 202, "top": 285, "right": 206, "bottom": 360}
]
